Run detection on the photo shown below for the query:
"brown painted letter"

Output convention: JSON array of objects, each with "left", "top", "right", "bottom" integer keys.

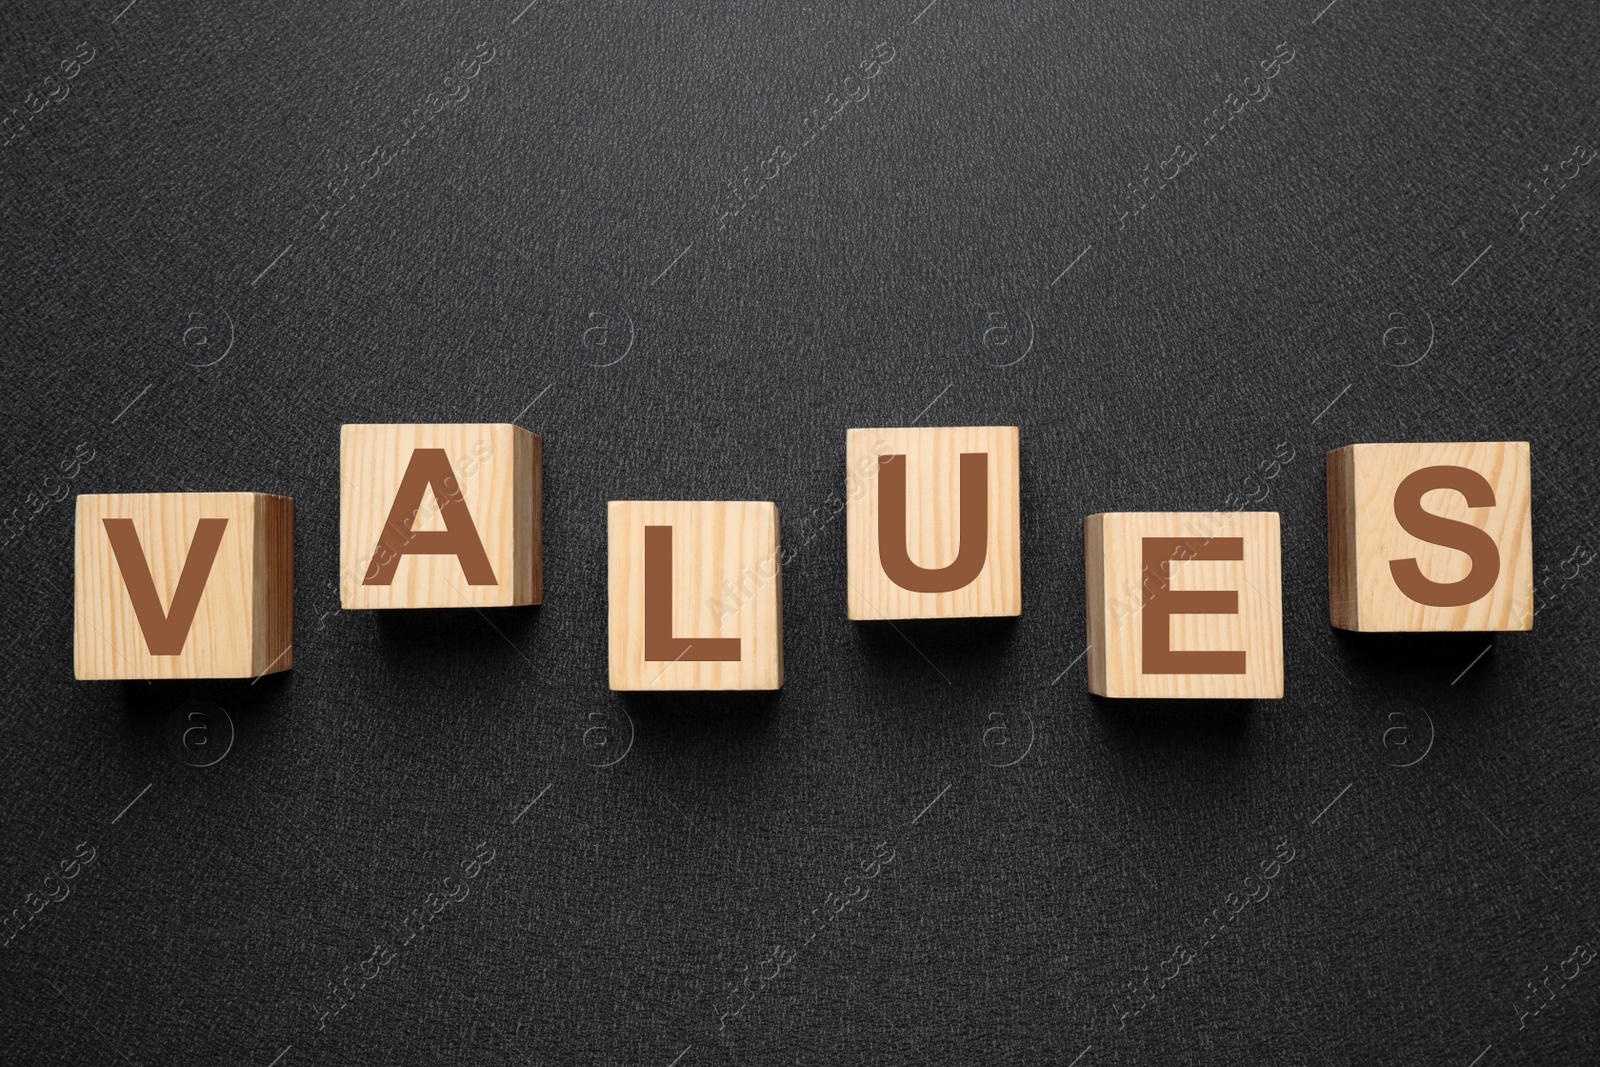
[
  {"left": 103, "top": 517, "right": 228, "bottom": 655},
  {"left": 1389, "top": 465, "right": 1501, "bottom": 607},
  {"left": 644, "top": 526, "right": 741, "bottom": 661},
  {"left": 1141, "top": 537, "right": 1247, "bottom": 675},
  {"left": 878, "top": 452, "right": 988, "bottom": 593},
  {"left": 363, "top": 448, "right": 497, "bottom": 585}
]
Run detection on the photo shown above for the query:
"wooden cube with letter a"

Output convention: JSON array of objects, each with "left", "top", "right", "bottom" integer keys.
[
  {"left": 1084, "top": 512, "right": 1283, "bottom": 699},
  {"left": 74, "top": 492, "right": 294, "bottom": 680},
  {"left": 608, "top": 501, "right": 782, "bottom": 691},
  {"left": 846, "top": 426, "right": 1021, "bottom": 620},
  {"left": 341, "top": 424, "right": 541, "bottom": 609},
  {"left": 1327, "top": 442, "right": 1532, "bottom": 631}
]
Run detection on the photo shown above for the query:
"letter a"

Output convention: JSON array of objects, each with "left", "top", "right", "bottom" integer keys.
[{"left": 363, "top": 448, "right": 497, "bottom": 586}]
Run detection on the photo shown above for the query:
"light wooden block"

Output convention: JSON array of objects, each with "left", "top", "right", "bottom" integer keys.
[
  {"left": 846, "top": 426, "right": 1021, "bottom": 620},
  {"left": 1327, "top": 442, "right": 1532, "bottom": 631},
  {"left": 1085, "top": 511, "right": 1283, "bottom": 699},
  {"left": 75, "top": 492, "right": 293, "bottom": 680},
  {"left": 608, "top": 501, "right": 782, "bottom": 691},
  {"left": 340, "top": 424, "right": 541, "bottom": 609}
]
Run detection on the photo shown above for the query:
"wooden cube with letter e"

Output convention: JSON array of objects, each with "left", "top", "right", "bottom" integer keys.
[
  {"left": 608, "top": 501, "right": 782, "bottom": 691},
  {"left": 845, "top": 426, "right": 1021, "bottom": 620},
  {"left": 341, "top": 423, "right": 542, "bottom": 609},
  {"left": 1326, "top": 442, "right": 1532, "bottom": 631},
  {"left": 74, "top": 492, "right": 294, "bottom": 680},
  {"left": 1084, "top": 511, "right": 1283, "bottom": 699}
]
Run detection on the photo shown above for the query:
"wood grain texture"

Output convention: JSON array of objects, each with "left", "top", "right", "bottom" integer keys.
[
  {"left": 340, "top": 424, "right": 541, "bottom": 609},
  {"left": 608, "top": 501, "right": 782, "bottom": 691},
  {"left": 74, "top": 492, "right": 294, "bottom": 680},
  {"left": 1326, "top": 442, "right": 1532, "bottom": 631},
  {"left": 845, "top": 426, "right": 1021, "bottom": 620},
  {"left": 255, "top": 493, "right": 295, "bottom": 675},
  {"left": 1327, "top": 446, "right": 1359, "bottom": 631},
  {"left": 1085, "top": 511, "right": 1283, "bottom": 699}
]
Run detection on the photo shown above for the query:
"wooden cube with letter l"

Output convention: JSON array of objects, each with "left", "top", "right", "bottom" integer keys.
[
  {"left": 845, "top": 426, "right": 1021, "bottom": 620},
  {"left": 74, "top": 492, "right": 294, "bottom": 680},
  {"left": 1084, "top": 511, "right": 1283, "bottom": 699},
  {"left": 1326, "top": 442, "right": 1532, "bottom": 631},
  {"left": 608, "top": 501, "right": 783, "bottom": 691},
  {"left": 340, "top": 424, "right": 542, "bottom": 609}
]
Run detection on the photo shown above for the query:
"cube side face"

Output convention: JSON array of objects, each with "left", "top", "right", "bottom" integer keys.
[
  {"left": 75, "top": 493, "right": 269, "bottom": 680},
  {"left": 516, "top": 431, "right": 544, "bottom": 606},
  {"left": 608, "top": 501, "right": 783, "bottom": 691},
  {"left": 1343, "top": 442, "right": 1532, "bottom": 632},
  {"left": 341, "top": 424, "right": 535, "bottom": 609},
  {"left": 1326, "top": 447, "right": 1361, "bottom": 630},
  {"left": 253, "top": 494, "right": 295, "bottom": 677},
  {"left": 1086, "top": 512, "right": 1283, "bottom": 699},
  {"left": 1084, "top": 514, "right": 1110, "bottom": 695},
  {"left": 845, "top": 426, "right": 1022, "bottom": 620}
]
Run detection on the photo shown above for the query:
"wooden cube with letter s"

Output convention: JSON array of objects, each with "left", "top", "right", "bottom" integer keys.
[
  {"left": 74, "top": 492, "right": 294, "bottom": 680},
  {"left": 1326, "top": 442, "right": 1532, "bottom": 631},
  {"left": 1084, "top": 511, "right": 1284, "bottom": 699},
  {"left": 340, "top": 424, "right": 542, "bottom": 609},
  {"left": 608, "top": 501, "right": 783, "bottom": 691}
]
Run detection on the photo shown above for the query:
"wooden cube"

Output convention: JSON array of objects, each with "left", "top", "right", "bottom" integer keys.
[
  {"left": 608, "top": 501, "right": 782, "bottom": 691},
  {"left": 75, "top": 493, "right": 294, "bottom": 680},
  {"left": 1085, "top": 511, "right": 1283, "bottom": 699},
  {"left": 340, "top": 424, "right": 541, "bottom": 609},
  {"left": 1327, "top": 442, "right": 1532, "bottom": 631},
  {"left": 845, "top": 426, "right": 1021, "bottom": 620}
]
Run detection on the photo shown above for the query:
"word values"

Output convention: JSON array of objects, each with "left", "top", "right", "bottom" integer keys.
[{"left": 73, "top": 428, "right": 1536, "bottom": 698}]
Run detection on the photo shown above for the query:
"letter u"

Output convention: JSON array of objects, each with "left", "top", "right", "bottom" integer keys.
[{"left": 877, "top": 452, "right": 988, "bottom": 593}]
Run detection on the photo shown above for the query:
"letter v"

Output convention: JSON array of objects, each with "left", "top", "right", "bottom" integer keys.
[{"left": 102, "top": 518, "right": 229, "bottom": 655}]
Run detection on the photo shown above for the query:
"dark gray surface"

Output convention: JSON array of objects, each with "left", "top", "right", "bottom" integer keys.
[{"left": 3, "top": 0, "right": 1598, "bottom": 1063}]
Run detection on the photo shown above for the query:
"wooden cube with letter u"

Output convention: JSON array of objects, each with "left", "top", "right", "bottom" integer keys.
[
  {"left": 1084, "top": 511, "right": 1283, "bottom": 699},
  {"left": 846, "top": 426, "right": 1021, "bottom": 620},
  {"left": 75, "top": 492, "right": 294, "bottom": 680},
  {"left": 1327, "top": 442, "right": 1532, "bottom": 631},
  {"left": 608, "top": 501, "right": 783, "bottom": 691},
  {"left": 341, "top": 424, "right": 542, "bottom": 609}
]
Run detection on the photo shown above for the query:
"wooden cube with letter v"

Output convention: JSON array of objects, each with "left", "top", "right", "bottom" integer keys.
[
  {"left": 1327, "top": 442, "right": 1532, "bottom": 631},
  {"left": 846, "top": 426, "right": 1022, "bottom": 620},
  {"left": 340, "top": 424, "right": 542, "bottom": 609},
  {"left": 74, "top": 493, "right": 294, "bottom": 680},
  {"left": 1084, "top": 512, "right": 1283, "bottom": 699},
  {"left": 608, "top": 501, "right": 782, "bottom": 691}
]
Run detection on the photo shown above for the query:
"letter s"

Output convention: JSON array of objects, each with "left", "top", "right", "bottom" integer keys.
[{"left": 1389, "top": 466, "right": 1502, "bottom": 607}]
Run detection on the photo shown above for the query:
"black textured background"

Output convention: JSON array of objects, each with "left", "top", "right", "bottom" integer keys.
[{"left": 4, "top": 1, "right": 1599, "bottom": 1064}]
